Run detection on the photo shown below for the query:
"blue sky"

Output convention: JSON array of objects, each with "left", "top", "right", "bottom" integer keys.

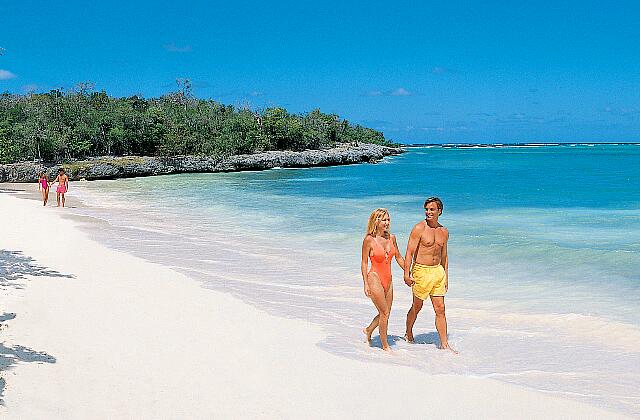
[{"left": 2, "top": 1, "right": 639, "bottom": 143}]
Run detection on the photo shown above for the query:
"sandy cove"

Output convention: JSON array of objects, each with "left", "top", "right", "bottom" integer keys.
[{"left": 0, "top": 188, "right": 626, "bottom": 419}]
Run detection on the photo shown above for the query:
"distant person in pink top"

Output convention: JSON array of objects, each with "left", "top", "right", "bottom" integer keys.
[
  {"left": 37, "top": 171, "right": 50, "bottom": 206},
  {"left": 52, "top": 168, "right": 69, "bottom": 207}
]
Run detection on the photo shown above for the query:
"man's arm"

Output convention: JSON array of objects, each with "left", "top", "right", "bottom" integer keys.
[
  {"left": 441, "top": 228, "right": 449, "bottom": 291},
  {"left": 403, "top": 225, "right": 421, "bottom": 286},
  {"left": 391, "top": 235, "right": 405, "bottom": 269}
]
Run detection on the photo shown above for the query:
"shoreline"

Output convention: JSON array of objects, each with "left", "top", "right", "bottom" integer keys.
[
  {"left": 0, "top": 184, "right": 629, "bottom": 418},
  {"left": 402, "top": 142, "right": 640, "bottom": 147},
  {"left": 0, "top": 143, "right": 402, "bottom": 183}
]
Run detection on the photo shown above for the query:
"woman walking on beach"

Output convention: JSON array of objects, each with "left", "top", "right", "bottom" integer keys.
[
  {"left": 361, "top": 208, "right": 405, "bottom": 351},
  {"left": 38, "top": 172, "right": 50, "bottom": 206}
]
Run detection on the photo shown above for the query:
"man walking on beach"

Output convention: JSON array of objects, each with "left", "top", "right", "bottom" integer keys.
[
  {"left": 53, "top": 168, "right": 69, "bottom": 207},
  {"left": 403, "top": 197, "right": 456, "bottom": 353}
]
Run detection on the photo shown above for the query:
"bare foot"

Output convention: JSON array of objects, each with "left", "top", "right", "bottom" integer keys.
[
  {"left": 404, "top": 333, "right": 414, "bottom": 343},
  {"left": 382, "top": 346, "right": 392, "bottom": 353},
  {"left": 439, "top": 344, "right": 459, "bottom": 354},
  {"left": 363, "top": 327, "right": 373, "bottom": 343}
]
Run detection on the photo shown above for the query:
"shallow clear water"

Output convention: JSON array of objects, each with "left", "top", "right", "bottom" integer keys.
[{"left": 70, "top": 144, "right": 640, "bottom": 416}]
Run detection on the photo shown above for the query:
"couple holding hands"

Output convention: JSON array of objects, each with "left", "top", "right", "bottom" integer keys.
[
  {"left": 38, "top": 168, "right": 69, "bottom": 207},
  {"left": 361, "top": 197, "right": 455, "bottom": 353}
]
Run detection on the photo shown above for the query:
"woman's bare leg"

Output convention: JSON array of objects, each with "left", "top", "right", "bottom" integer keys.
[
  {"left": 366, "top": 273, "right": 391, "bottom": 351},
  {"left": 365, "top": 284, "right": 393, "bottom": 343},
  {"left": 386, "top": 284, "right": 393, "bottom": 315},
  {"left": 364, "top": 315, "right": 379, "bottom": 342}
]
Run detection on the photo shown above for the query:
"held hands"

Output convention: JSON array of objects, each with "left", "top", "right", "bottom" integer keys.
[{"left": 404, "top": 275, "right": 415, "bottom": 287}]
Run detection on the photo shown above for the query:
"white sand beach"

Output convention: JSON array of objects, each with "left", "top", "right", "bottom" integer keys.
[{"left": 0, "top": 188, "right": 626, "bottom": 419}]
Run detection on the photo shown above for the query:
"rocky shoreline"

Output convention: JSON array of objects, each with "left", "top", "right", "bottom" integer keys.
[{"left": 0, "top": 143, "right": 403, "bottom": 183}]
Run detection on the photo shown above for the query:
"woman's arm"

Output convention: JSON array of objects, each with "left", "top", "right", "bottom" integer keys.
[
  {"left": 361, "top": 236, "right": 371, "bottom": 297},
  {"left": 391, "top": 235, "right": 405, "bottom": 269}
]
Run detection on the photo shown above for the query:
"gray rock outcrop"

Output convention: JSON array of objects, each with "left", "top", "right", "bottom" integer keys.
[{"left": 0, "top": 144, "right": 403, "bottom": 183}]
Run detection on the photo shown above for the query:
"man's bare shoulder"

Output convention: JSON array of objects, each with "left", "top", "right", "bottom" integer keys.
[
  {"left": 438, "top": 225, "right": 449, "bottom": 237},
  {"left": 411, "top": 221, "right": 426, "bottom": 233}
]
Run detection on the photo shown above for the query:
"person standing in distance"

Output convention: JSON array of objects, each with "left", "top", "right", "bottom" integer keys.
[
  {"left": 52, "top": 168, "right": 69, "bottom": 207},
  {"left": 404, "top": 197, "right": 457, "bottom": 353}
]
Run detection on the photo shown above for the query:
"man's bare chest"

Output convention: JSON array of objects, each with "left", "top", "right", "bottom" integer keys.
[{"left": 419, "top": 230, "right": 445, "bottom": 248}]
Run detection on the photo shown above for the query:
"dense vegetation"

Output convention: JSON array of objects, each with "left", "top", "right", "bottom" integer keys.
[{"left": 0, "top": 82, "right": 389, "bottom": 164}]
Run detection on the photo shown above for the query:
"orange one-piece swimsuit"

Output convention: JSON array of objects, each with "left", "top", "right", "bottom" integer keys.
[{"left": 369, "top": 240, "right": 393, "bottom": 292}]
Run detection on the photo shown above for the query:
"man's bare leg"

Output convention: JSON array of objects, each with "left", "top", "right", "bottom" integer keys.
[
  {"left": 405, "top": 294, "right": 423, "bottom": 343},
  {"left": 61, "top": 193, "right": 65, "bottom": 207},
  {"left": 430, "top": 296, "right": 457, "bottom": 353},
  {"left": 56, "top": 193, "right": 60, "bottom": 207}
]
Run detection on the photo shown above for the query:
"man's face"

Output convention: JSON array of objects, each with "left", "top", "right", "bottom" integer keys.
[{"left": 424, "top": 202, "right": 441, "bottom": 222}]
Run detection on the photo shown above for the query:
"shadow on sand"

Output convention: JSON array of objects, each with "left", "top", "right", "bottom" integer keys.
[
  {"left": 0, "top": 249, "right": 74, "bottom": 289},
  {"left": 412, "top": 332, "right": 440, "bottom": 346},
  {"left": 369, "top": 331, "right": 441, "bottom": 349},
  {"left": 368, "top": 334, "right": 405, "bottom": 349},
  {"left": 0, "top": 250, "right": 68, "bottom": 404},
  {"left": 0, "top": 314, "right": 57, "bottom": 405}
]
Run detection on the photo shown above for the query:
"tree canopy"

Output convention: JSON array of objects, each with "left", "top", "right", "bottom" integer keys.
[{"left": 0, "top": 83, "right": 390, "bottom": 164}]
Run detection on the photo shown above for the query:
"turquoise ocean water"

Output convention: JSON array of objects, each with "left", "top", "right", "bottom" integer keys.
[{"left": 71, "top": 144, "right": 640, "bottom": 416}]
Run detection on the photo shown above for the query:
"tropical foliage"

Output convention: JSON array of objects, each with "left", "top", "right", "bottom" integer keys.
[{"left": 0, "top": 83, "right": 389, "bottom": 164}]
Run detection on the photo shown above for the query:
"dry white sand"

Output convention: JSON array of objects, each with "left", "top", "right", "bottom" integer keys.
[{"left": 0, "top": 188, "right": 626, "bottom": 419}]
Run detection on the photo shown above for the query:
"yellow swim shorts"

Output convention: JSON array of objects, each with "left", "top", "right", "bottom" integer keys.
[{"left": 411, "top": 263, "right": 446, "bottom": 300}]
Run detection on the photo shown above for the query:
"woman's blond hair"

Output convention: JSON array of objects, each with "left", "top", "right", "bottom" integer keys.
[{"left": 366, "top": 208, "right": 390, "bottom": 236}]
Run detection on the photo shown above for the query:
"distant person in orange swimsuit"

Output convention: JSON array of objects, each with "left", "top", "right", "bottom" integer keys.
[
  {"left": 404, "top": 197, "right": 457, "bottom": 353},
  {"left": 361, "top": 208, "right": 405, "bottom": 352},
  {"left": 52, "top": 168, "right": 69, "bottom": 207},
  {"left": 37, "top": 171, "right": 50, "bottom": 206}
]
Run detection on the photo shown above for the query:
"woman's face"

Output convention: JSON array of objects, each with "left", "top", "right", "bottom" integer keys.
[{"left": 377, "top": 214, "right": 390, "bottom": 233}]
